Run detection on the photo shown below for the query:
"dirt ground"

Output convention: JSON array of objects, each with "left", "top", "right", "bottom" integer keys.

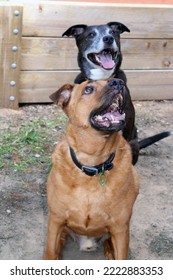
[{"left": 0, "top": 100, "right": 173, "bottom": 260}]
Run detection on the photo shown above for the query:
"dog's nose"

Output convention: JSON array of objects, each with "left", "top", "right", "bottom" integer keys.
[
  {"left": 103, "top": 35, "right": 114, "bottom": 45},
  {"left": 108, "top": 79, "right": 125, "bottom": 91}
]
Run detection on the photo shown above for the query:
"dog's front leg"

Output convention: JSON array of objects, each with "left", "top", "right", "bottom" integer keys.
[
  {"left": 44, "top": 214, "right": 64, "bottom": 260},
  {"left": 110, "top": 225, "right": 129, "bottom": 260}
]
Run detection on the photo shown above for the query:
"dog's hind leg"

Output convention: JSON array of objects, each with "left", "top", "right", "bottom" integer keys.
[
  {"left": 103, "top": 238, "right": 115, "bottom": 260},
  {"left": 44, "top": 214, "right": 64, "bottom": 260}
]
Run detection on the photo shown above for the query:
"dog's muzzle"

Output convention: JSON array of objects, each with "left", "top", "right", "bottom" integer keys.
[
  {"left": 90, "top": 78, "right": 126, "bottom": 132},
  {"left": 103, "top": 35, "right": 114, "bottom": 45}
]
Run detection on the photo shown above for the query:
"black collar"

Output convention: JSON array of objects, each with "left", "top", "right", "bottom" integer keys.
[{"left": 69, "top": 147, "right": 115, "bottom": 177}]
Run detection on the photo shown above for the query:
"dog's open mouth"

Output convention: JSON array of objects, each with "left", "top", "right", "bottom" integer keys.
[
  {"left": 90, "top": 88, "right": 125, "bottom": 132},
  {"left": 87, "top": 48, "right": 117, "bottom": 70}
]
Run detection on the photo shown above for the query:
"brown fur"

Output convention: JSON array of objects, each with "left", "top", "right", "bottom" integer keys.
[{"left": 44, "top": 80, "right": 139, "bottom": 260}]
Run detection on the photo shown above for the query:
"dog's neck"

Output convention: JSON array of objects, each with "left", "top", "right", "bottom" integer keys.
[
  {"left": 89, "top": 68, "right": 115, "bottom": 80},
  {"left": 66, "top": 123, "right": 122, "bottom": 166}
]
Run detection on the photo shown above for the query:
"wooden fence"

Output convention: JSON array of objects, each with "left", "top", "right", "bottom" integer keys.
[{"left": 0, "top": 1, "right": 173, "bottom": 109}]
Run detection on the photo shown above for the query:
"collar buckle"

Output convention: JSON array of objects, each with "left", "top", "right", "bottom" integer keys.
[{"left": 81, "top": 165, "right": 99, "bottom": 176}]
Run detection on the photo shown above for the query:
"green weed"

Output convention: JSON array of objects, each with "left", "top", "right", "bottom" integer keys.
[{"left": 0, "top": 116, "right": 67, "bottom": 172}]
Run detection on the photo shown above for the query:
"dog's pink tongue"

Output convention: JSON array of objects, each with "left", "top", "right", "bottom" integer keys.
[
  {"left": 98, "top": 53, "right": 115, "bottom": 69},
  {"left": 103, "top": 112, "right": 125, "bottom": 123}
]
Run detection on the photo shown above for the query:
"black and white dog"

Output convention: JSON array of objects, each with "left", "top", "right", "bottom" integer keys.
[
  {"left": 63, "top": 22, "right": 172, "bottom": 164},
  {"left": 63, "top": 22, "right": 128, "bottom": 83}
]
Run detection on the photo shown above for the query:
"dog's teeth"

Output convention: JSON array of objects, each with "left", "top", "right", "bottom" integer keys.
[
  {"left": 110, "top": 102, "right": 118, "bottom": 111},
  {"left": 95, "top": 115, "right": 102, "bottom": 120},
  {"left": 113, "top": 51, "right": 118, "bottom": 59},
  {"left": 112, "top": 102, "right": 118, "bottom": 108},
  {"left": 95, "top": 55, "right": 101, "bottom": 63}
]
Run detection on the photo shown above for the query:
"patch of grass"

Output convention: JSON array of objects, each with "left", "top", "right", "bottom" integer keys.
[{"left": 0, "top": 116, "right": 67, "bottom": 172}]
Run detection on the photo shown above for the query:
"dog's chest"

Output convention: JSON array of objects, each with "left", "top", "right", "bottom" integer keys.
[
  {"left": 64, "top": 188, "right": 111, "bottom": 234},
  {"left": 89, "top": 68, "right": 115, "bottom": 80}
]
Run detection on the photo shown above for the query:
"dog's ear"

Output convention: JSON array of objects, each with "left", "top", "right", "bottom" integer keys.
[
  {"left": 62, "top": 24, "right": 87, "bottom": 37},
  {"left": 107, "top": 22, "right": 130, "bottom": 34},
  {"left": 49, "top": 84, "right": 74, "bottom": 108}
]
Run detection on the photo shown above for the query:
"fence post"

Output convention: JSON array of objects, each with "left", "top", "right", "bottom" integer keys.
[{"left": 0, "top": 4, "right": 23, "bottom": 109}]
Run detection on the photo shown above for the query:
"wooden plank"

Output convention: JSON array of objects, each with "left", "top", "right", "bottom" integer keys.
[
  {"left": 22, "top": 3, "right": 173, "bottom": 38},
  {"left": 21, "top": 37, "right": 173, "bottom": 70},
  {"left": 122, "top": 39, "right": 173, "bottom": 70},
  {"left": 0, "top": 5, "right": 23, "bottom": 109},
  {"left": 19, "top": 71, "right": 78, "bottom": 103},
  {"left": 127, "top": 70, "right": 173, "bottom": 100},
  {"left": 19, "top": 70, "right": 173, "bottom": 103},
  {"left": 21, "top": 37, "right": 78, "bottom": 70},
  {"left": 57, "top": 0, "right": 173, "bottom": 3}
]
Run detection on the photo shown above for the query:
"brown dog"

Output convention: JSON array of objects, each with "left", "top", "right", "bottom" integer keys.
[{"left": 44, "top": 78, "right": 139, "bottom": 260}]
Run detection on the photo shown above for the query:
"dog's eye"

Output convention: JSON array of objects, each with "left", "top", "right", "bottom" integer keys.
[
  {"left": 83, "top": 86, "right": 94, "bottom": 95},
  {"left": 88, "top": 31, "right": 96, "bottom": 38},
  {"left": 109, "top": 30, "right": 116, "bottom": 36}
]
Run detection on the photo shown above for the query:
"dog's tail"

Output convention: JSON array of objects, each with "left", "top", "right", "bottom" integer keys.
[{"left": 138, "top": 131, "right": 173, "bottom": 150}]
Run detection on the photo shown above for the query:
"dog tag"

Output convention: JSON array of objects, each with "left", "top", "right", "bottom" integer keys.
[{"left": 99, "top": 172, "right": 107, "bottom": 187}]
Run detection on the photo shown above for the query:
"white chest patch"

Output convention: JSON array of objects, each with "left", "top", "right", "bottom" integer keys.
[{"left": 90, "top": 68, "right": 115, "bottom": 80}]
